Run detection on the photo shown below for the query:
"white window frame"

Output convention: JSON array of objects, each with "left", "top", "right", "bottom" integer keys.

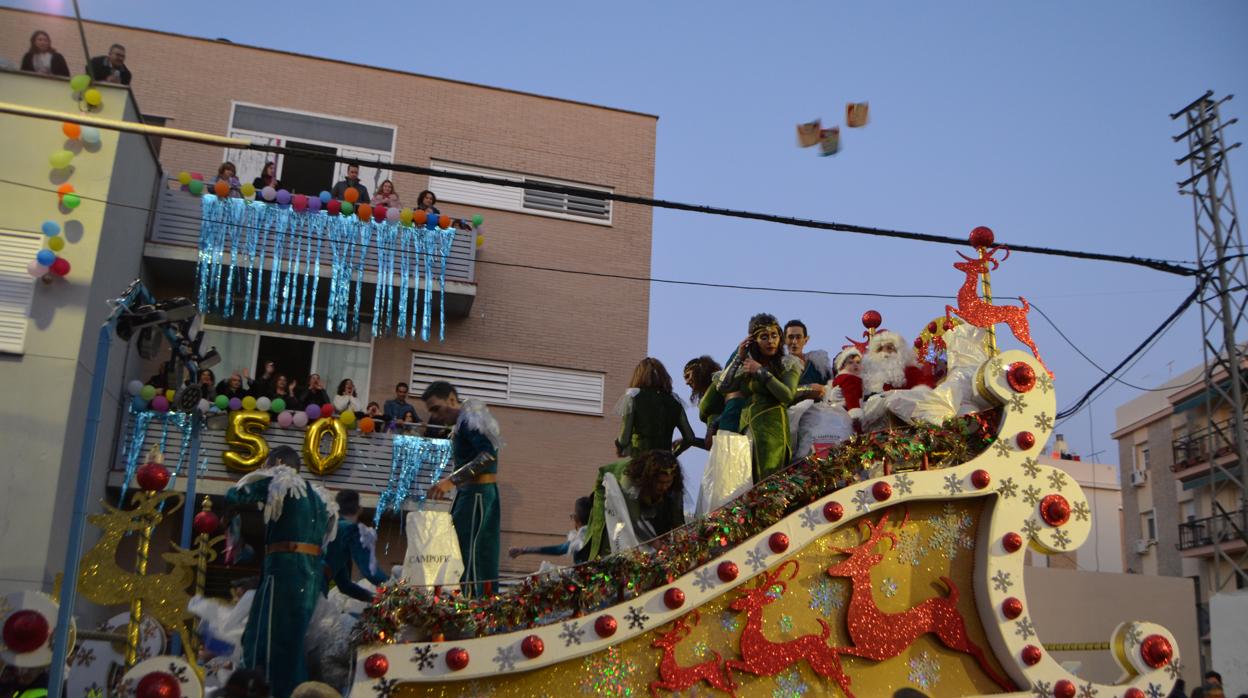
[
  {"left": 429, "top": 160, "right": 613, "bottom": 226},
  {"left": 1142, "top": 510, "right": 1157, "bottom": 542},
  {"left": 409, "top": 351, "right": 604, "bottom": 415},
  {"left": 202, "top": 323, "right": 374, "bottom": 404},
  {"left": 0, "top": 230, "right": 44, "bottom": 355}
]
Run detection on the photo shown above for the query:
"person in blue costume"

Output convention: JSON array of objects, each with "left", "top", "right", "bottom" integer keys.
[
  {"left": 424, "top": 381, "right": 503, "bottom": 597},
  {"left": 322, "top": 489, "right": 388, "bottom": 602},
  {"left": 226, "top": 446, "right": 336, "bottom": 698},
  {"left": 509, "top": 496, "right": 593, "bottom": 565}
]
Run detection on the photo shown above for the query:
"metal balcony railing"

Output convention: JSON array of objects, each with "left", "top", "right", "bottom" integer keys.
[
  {"left": 1177, "top": 509, "right": 1248, "bottom": 551},
  {"left": 1171, "top": 417, "right": 1239, "bottom": 472}
]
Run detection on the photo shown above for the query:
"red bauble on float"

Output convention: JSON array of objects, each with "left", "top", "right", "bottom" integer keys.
[
  {"left": 969, "top": 226, "right": 995, "bottom": 248},
  {"left": 363, "top": 653, "right": 389, "bottom": 678},
  {"left": 861, "top": 310, "right": 882, "bottom": 330},
  {"left": 594, "top": 614, "right": 617, "bottom": 638},
  {"left": 1021, "top": 644, "right": 1042, "bottom": 666},
  {"left": 1007, "top": 361, "right": 1037, "bottom": 393},
  {"left": 135, "top": 672, "right": 181, "bottom": 698},
  {"left": 521, "top": 634, "right": 544, "bottom": 659},
  {"left": 971, "top": 469, "right": 991, "bottom": 489},
  {"left": 136, "top": 461, "right": 170, "bottom": 492},
  {"left": 1015, "top": 431, "right": 1036, "bottom": 450},
  {"left": 872, "top": 481, "right": 892, "bottom": 501},
  {"left": 663, "top": 587, "right": 686, "bottom": 609},
  {"left": 1002, "top": 532, "right": 1023, "bottom": 553},
  {"left": 2, "top": 610, "right": 50, "bottom": 654},
  {"left": 1054, "top": 679, "right": 1077, "bottom": 698},
  {"left": 1124, "top": 688, "right": 1146, "bottom": 698},
  {"left": 445, "top": 647, "right": 469, "bottom": 671},
  {"left": 192, "top": 511, "right": 220, "bottom": 537},
  {"left": 1141, "top": 634, "right": 1173, "bottom": 668},
  {"left": 1002, "top": 597, "right": 1023, "bottom": 620},
  {"left": 768, "top": 532, "right": 789, "bottom": 554},
  {"left": 1040, "top": 494, "right": 1072, "bottom": 527},
  {"left": 823, "top": 501, "right": 844, "bottom": 522},
  {"left": 717, "top": 561, "right": 739, "bottom": 582}
]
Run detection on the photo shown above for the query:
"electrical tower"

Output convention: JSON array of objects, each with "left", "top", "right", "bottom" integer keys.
[{"left": 1172, "top": 91, "right": 1247, "bottom": 592}]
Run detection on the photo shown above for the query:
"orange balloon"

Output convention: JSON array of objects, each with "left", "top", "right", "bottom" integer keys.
[
  {"left": 438, "top": 215, "right": 451, "bottom": 229},
  {"left": 57, "top": 183, "right": 75, "bottom": 200},
  {"left": 343, "top": 187, "right": 359, "bottom": 203},
  {"left": 214, "top": 180, "right": 230, "bottom": 197},
  {"left": 357, "top": 204, "right": 372, "bottom": 221},
  {"left": 62, "top": 122, "right": 81, "bottom": 139},
  {"left": 413, "top": 210, "right": 428, "bottom": 225},
  {"left": 359, "top": 417, "right": 375, "bottom": 433}
]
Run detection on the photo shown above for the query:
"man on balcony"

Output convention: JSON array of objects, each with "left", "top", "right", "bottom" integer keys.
[
  {"left": 424, "top": 381, "right": 502, "bottom": 597},
  {"left": 331, "top": 164, "right": 370, "bottom": 204}
]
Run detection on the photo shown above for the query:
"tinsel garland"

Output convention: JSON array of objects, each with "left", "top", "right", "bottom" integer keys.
[
  {"left": 120, "top": 407, "right": 195, "bottom": 505},
  {"left": 354, "top": 411, "right": 1000, "bottom": 644},
  {"left": 196, "top": 196, "right": 456, "bottom": 339},
  {"left": 374, "top": 435, "right": 455, "bottom": 527}
]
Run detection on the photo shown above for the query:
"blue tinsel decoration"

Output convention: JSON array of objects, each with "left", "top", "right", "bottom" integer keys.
[{"left": 374, "top": 435, "right": 453, "bottom": 526}]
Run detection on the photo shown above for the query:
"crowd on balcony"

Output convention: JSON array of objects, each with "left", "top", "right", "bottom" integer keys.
[{"left": 11, "top": 29, "right": 132, "bottom": 84}]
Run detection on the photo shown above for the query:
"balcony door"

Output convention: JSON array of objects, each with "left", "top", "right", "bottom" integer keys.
[
  {"left": 280, "top": 141, "right": 337, "bottom": 197},
  {"left": 255, "top": 335, "right": 314, "bottom": 389}
]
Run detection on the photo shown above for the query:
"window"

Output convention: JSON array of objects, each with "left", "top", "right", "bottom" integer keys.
[
  {"left": 429, "top": 160, "right": 613, "bottom": 225},
  {"left": 1181, "top": 500, "right": 1197, "bottom": 524},
  {"left": 1142, "top": 511, "right": 1157, "bottom": 541},
  {"left": 202, "top": 325, "right": 372, "bottom": 402},
  {"left": 0, "top": 231, "right": 46, "bottom": 354},
  {"left": 231, "top": 103, "right": 394, "bottom": 152},
  {"left": 409, "top": 351, "right": 603, "bottom": 415}
]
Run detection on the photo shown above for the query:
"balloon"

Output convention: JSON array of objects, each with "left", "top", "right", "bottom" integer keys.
[
  {"left": 399, "top": 208, "right": 413, "bottom": 225},
  {"left": 48, "top": 237, "right": 65, "bottom": 251},
  {"left": 42, "top": 221, "right": 60, "bottom": 236},
  {"left": 292, "top": 194, "right": 308, "bottom": 212},
  {"left": 438, "top": 215, "right": 451, "bottom": 229},
  {"left": 261, "top": 186, "right": 276, "bottom": 202},
  {"left": 340, "top": 410, "right": 356, "bottom": 427},
  {"left": 307, "top": 196, "right": 321, "bottom": 212},
  {"left": 26, "top": 261, "right": 49, "bottom": 277},
  {"left": 359, "top": 416, "right": 375, "bottom": 433},
  {"left": 256, "top": 396, "right": 271, "bottom": 412},
  {"left": 178, "top": 172, "right": 192, "bottom": 186},
  {"left": 214, "top": 180, "right": 230, "bottom": 198},
  {"left": 341, "top": 202, "right": 353, "bottom": 216},
  {"left": 62, "top": 193, "right": 81, "bottom": 209},
  {"left": 292, "top": 411, "right": 309, "bottom": 428},
  {"left": 374, "top": 205, "right": 388, "bottom": 222},
  {"left": 413, "top": 210, "right": 427, "bottom": 225},
  {"left": 223, "top": 410, "right": 271, "bottom": 472},
  {"left": 131, "top": 396, "right": 149, "bottom": 411},
  {"left": 49, "top": 150, "right": 74, "bottom": 170},
  {"left": 472, "top": 214, "right": 484, "bottom": 226},
  {"left": 385, "top": 206, "right": 401, "bottom": 223},
  {"left": 241, "top": 182, "right": 256, "bottom": 199},
  {"left": 327, "top": 200, "right": 341, "bottom": 215},
  {"left": 140, "top": 384, "right": 157, "bottom": 400},
  {"left": 165, "top": 389, "right": 175, "bottom": 401},
  {"left": 319, "top": 191, "right": 332, "bottom": 204},
  {"left": 228, "top": 397, "right": 242, "bottom": 411},
  {"left": 188, "top": 180, "right": 204, "bottom": 196},
  {"left": 151, "top": 395, "right": 169, "bottom": 413},
  {"left": 83, "top": 88, "right": 102, "bottom": 106},
  {"left": 69, "top": 74, "right": 90, "bottom": 92},
  {"left": 57, "top": 183, "right": 75, "bottom": 198},
  {"left": 81, "top": 126, "right": 101, "bottom": 145},
  {"left": 127, "top": 380, "right": 144, "bottom": 396},
  {"left": 242, "top": 396, "right": 257, "bottom": 410},
  {"left": 271, "top": 397, "right": 286, "bottom": 413},
  {"left": 357, "top": 204, "right": 372, "bottom": 222},
  {"left": 214, "top": 395, "right": 229, "bottom": 409},
  {"left": 277, "top": 410, "right": 294, "bottom": 428},
  {"left": 320, "top": 403, "right": 335, "bottom": 418},
  {"left": 50, "top": 258, "right": 70, "bottom": 276},
  {"left": 191, "top": 172, "right": 204, "bottom": 181},
  {"left": 36, "top": 249, "right": 56, "bottom": 267},
  {"left": 303, "top": 416, "right": 348, "bottom": 475},
  {"left": 276, "top": 189, "right": 291, "bottom": 206},
  {"left": 343, "top": 187, "right": 359, "bottom": 203},
  {"left": 197, "top": 398, "right": 211, "bottom": 413},
  {"left": 305, "top": 404, "right": 321, "bottom": 421},
  {"left": 62, "top": 122, "right": 82, "bottom": 139}
]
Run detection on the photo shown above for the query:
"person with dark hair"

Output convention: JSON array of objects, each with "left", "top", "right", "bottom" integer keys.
[
  {"left": 509, "top": 496, "right": 593, "bottom": 564},
  {"left": 784, "top": 319, "right": 832, "bottom": 400},
  {"left": 684, "top": 355, "right": 723, "bottom": 449},
  {"left": 424, "top": 381, "right": 502, "bottom": 596},
  {"left": 585, "top": 450, "right": 685, "bottom": 559},
  {"left": 190, "top": 368, "right": 217, "bottom": 401},
  {"left": 298, "top": 374, "right": 330, "bottom": 410},
  {"left": 371, "top": 179, "right": 401, "bottom": 208},
  {"left": 1191, "top": 672, "right": 1224, "bottom": 698},
  {"left": 322, "top": 490, "right": 387, "bottom": 602},
  {"left": 717, "top": 313, "right": 802, "bottom": 481},
  {"left": 224, "top": 668, "right": 271, "bottom": 698},
  {"left": 383, "top": 382, "right": 419, "bottom": 424},
  {"left": 253, "top": 162, "right": 281, "bottom": 192},
  {"left": 87, "top": 43, "right": 131, "bottom": 85},
  {"left": 217, "top": 371, "right": 252, "bottom": 401},
  {"left": 250, "top": 360, "right": 278, "bottom": 399},
  {"left": 615, "top": 357, "right": 700, "bottom": 457},
  {"left": 21, "top": 30, "right": 70, "bottom": 77},
  {"left": 331, "top": 164, "right": 369, "bottom": 203},
  {"left": 333, "top": 378, "right": 362, "bottom": 414},
  {"left": 217, "top": 162, "right": 243, "bottom": 198},
  {"left": 273, "top": 374, "right": 303, "bottom": 411},
  {"left": 226, "top": 445, "right": 335, "bottom": 698},
  {"left": 415, "top": 190, "right": 440, "bottom": 215}
]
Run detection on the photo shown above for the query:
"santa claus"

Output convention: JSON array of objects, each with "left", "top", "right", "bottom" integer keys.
[{"left": 861, "top": 330, "right": 934, "bottom": 396}]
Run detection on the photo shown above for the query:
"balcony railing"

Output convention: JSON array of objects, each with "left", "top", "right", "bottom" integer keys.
[
  {"left": 1177, "top": 509, "right": 1248, "bottom": 551},
  {"left": 1171, "top": 417, "right": 1239, "bottom": 474}
]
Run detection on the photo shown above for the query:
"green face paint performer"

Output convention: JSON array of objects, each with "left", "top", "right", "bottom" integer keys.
[{"left": 225, "top": 446, "right": 336, "bottom": 698}]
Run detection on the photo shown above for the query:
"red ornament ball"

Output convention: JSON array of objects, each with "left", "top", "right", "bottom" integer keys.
[
  {"left": 768, "top": 532, "right": 789, "bottom": 554},
  {"left": 192, "top": 511, "right": 220, "bottom": 537},
  {"left": 663, "top": 587, "right": 686, "bottom": 609},
  {"left": 971, "top": 469, "right": 991, "bottom": 489},
  {"left": 861, "top": 310, "right": 882, "bottom": 330},
  {"left": 927, "top": 321, "right": 938, "bottom": 333},
  {"left": 1124, "top": 689, "right": 1146, "bottom": 698},
  {"left": 1015, "top": 431, "right": 1036, "bottom": 450},
  {"left": 872, "top": 481, "right": 892, "bottom": 501},
  {"left": 321, "top": 403, "right": 335, "bottom": 418},
  {"left": 445, "top": 647, "right": 469, "bottom": 671},
  {"left": 823, "top": 501, "right": 844, "bottom": 522},
  {"left": 1007, "top": 361, "right": 1037, "bottom": 393},
  {"left": 717, "top": 561, "right": 739, "bottom": 582},
  {"left": 2, "top": 610, "right": 50, "bottom": 654},
  {"left": 969, "top": 226, "right": 995, "bottom": 248},
  {"left": 135, "top": 672, "right": 181, "bottom": 698},
  {"left": 913, "top": 337, "right": 924, "bottom": 349},
  {"left": 136, "top": 461, "right": 171, "bottom": 492},
  {"left": 363, "top": 652, "right": 389, "bottom": 678},
  {"left": 1002, "top": 597, "right": 1023, "bottom": 620},
  {"left": 1021, "top": 644, "right": 1042, "bottom": 666},
  {"left": 1054, "top": 679, "right": 1077, "bottom": 698},
  {"left": 521, "top": 634, "right": 544, "bottom": 659},
  {"left": 1040, "top": 494, "right": 1072, "bottom": 527},
  {"left": 594, "top": 614, "right": 617, "bottom": 638},
  {"left": 1003, "top": 531, "right": 1024, "bottom": 553},
  {"left": 1140, "top": 634, "right": 1173, "bottom": 668}
]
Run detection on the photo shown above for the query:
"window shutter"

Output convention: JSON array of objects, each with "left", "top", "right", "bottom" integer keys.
[
  {"left": 410, "top": 351, "right": 603, "bottom": 415},
  {"left": 0, "top": 231, "right": 45, "bottom": 354},
  {"left": 430, "top": 160, "right": 611, "bottom": 225}
]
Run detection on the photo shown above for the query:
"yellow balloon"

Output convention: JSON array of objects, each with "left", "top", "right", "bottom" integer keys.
[
  {"left": 178, "top": 171, "right": 192, "bottom": 186},
  {"left": 303, "top": 417, "right": 348, "bottom": 476},
  {"left": 83, "top": 88, "right": 102, "bottom": 107},
  {"left": 476, "top": 235, "right": 485, "bottom": 248},
  {"left": 339, "top": 409, "right": 356, "bottom": 427},
  {"left": 241, "top": 182, "right": 256, "bottom": 199},
  {"left": 223, "top": 410, "right": 271, "bottom": 472},
  {"left": 242, "top": 395, "right": 257, "bottom": 411},
  {"left": 165, "top": 389, "right": 175, "bottom": 402},
  {"left": 47, "top": 236, "right": 65, "bottom": 251}
]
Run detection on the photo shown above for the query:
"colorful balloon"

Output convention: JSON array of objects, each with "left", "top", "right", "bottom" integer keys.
[
  {"left": 343, "top": 187, "right": 359, "bottom": 204},
  {"left": 357, "top": 204, "right": 372, "bottom": 221},
  {"left": 275, "top": 189, "right": 291, "bottom": 206},
  {"left": 127, "top": 380, "right": 144, "bottom": 396},
  {"left": 223, "top": 410, "right": 271, "bottom": 472},
  {"left": 261, "top": 186, "right": 276, "bottom": 202},
  {"left": 306, "top": 196, "right": 321, "bottom": 212},
  {"left": 83, "top": 88, "right": 102, "bottom": 106},
  {"left": 472, "top": 214, "right": 484, "bottom": 226},
  {"left": 50, "top": 257, "right": 70, "bottom": 276},
  {"left": 36, "top": 249, "right": 56, "bottom": 267},
  {"left": 242, "top": 396, "right": 257, "bottom": 411},
  {"left": 62, "top": 122, "right": 82, "bottom": 139},
  {"left": 292, "top": 411, "right": 309, "bottom": 428},
  {"left": 271, "top": 397, "right": 286, "bottom": 413},
  {"left": 319, "top": 191, "right": 332, "bottom": 204},
  {"left": 305, "top": 404, "right": 321, "bottom": 421},
  {"left": 151, "top": 396, "right": 170, "bottom": 413},
  {"left": 214, "top": 395, "right": 229, "bottom": 410},
  {"left": 320, "top": 403, "right": 335, "bottom": 418},
  {"left": 80, "top": 126, "right": 101, "bottom": 145},
  {"left": 48, "top": 236, "right": 65, "bottom": 251},
  {"left": 41, "top": 221, "right": 60, "bottom": 237},
  {"left": 214, "top": 180, "right": 230, "bottom": 198},
  {"left": 255, "top": 396, "right": 271, "bottom": 412},
  {"left": 385, "top": 206, "right": 401, "bottom": 223},
  {"left": 62, "top": 193, "right": 81, "bottom": 209},
  {"left": 69, "top": 74, "right": 90, "bottom": 92},
  {"left": 140, "top": 384, "right": 157, "bottom": 400},
  {"left": 177, "top": 172, "right": 192, "bottom": 186},
  {"left": 57, "top": 183, "right": 75, "bottom": 198},
  {"left": 399, "top": 208, "right": 413, "bottom": 225},
  {"left": 438, "top": 215, "right": 451, "bottom": 229},
  {"left": 359, "top": 417, "right": 375, "bottom": 433},
  {"left": 188, "top": 180, "right": 204, "bottom": 196},
  {"left": 277, "top": 410, "right": 294, "bottom": 428},
  {"left": 339, "top": 409, "right": 356, "bottom": 427},
  {"left": 292, "top": 194, "right": 308, "bottom": 212},
  {"left": 241, "top": 182, "right": 256, "bottom": 199},
  {"left": 228, "top": 397, "right": 242, "bottom": 411},
  {"left": 49, "top": 150, "right": 74, "bottom": 170},
  {"left": 341, "top": 202, "right": 353, "bottom": 216},
  {"left": 327, "top": 200, "right": 342, "bottom": 215},
  {"left": 413, "top": 210, "right": 427, "bottom": 225},
  {"left": 27, "top": 261, "right": 49, "bottom": 277}
]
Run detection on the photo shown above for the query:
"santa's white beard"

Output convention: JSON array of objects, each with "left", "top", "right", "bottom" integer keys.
[{"left": 863, "top": 352, "right": 908, "bottom": 394}]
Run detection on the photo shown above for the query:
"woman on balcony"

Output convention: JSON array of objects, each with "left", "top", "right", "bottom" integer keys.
[
  {"left": 274, "top": 374, "right": 303, "bottom": 411},
  {"left": 371, "top": 180, "right": 401, "bottom": 208},
  {"left": 21, "top": 30, "right": 70, "bottom": 77},
  {"left": 334, "top": 378, "right": 363, "bottom": 416},
  {"left": 216, "top": 162, "right": 243, "bottom": 198},
  {"left": 416, "top": 189, "right": 440, "bottom": 215},
  {"left": 253, "top": 162, "right": 281, "bottom": 192},
  {"left": 189, "top": 368, "right": 217, "bottom": 401}
]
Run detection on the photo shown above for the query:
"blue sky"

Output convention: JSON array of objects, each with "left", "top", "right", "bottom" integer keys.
[{"left": 7, "top": 0, "right": 1248, "bottom": 468}]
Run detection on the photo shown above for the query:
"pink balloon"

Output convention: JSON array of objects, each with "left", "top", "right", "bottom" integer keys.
[
  {"left": 293, "top": 411, "right": 309, "bottom": 428},
  {"left": 151, "top": 395, "right": 170, "bottom": 413},
  {"left": 27, "top": 261, "right": 49, "bottom": 277},
  {"left": 277, "top": 410, "right": 294, "bottom": 428}
]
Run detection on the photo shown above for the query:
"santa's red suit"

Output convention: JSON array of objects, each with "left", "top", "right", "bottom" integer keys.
[{"left": 862, "top": 330, "right": 936, "bottom": 395}]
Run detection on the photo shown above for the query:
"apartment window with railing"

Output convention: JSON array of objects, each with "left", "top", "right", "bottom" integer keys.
[{"left": 428, "top": 160, "right": 613, "bottom": 225}]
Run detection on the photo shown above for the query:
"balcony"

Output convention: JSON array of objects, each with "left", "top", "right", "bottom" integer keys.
[
  {"left": 1177, "top": 509, "right": 1248, "bottom": 556},
  {"left": 1171, "top": 417, "right": 1240, "bottom": 480},
  {"left": 143, "top": 176, "right": 478, "bottom": 319}
]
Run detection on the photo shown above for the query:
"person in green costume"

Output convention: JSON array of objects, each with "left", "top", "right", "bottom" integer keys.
[
  {"left": 226, "top": 445, "right": 336, "bottom": 698},
  {"left": 322, "top": 489, "right": 388, "bottom": 602},
  {"left": 615, "top": 357, "right": 702, "bottom": 457},
  {"left": 425, "top": 380, "right": 503, "bottom": 597},
  {"left": 717, "top": 313, "right": 802, "bottom": 482},
  {"left": 683, "top": 355, "right": 723, "bottom": 446},
  {"left": 585, "top": 450, "right": 686, "bottom": 559}
]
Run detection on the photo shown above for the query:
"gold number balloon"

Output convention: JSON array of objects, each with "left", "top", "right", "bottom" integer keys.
[
  {"left": 303, "top": 418, "right": 348, "bottom": 475},
  {"left": 223, "top": 410, "right": 271, "bottom": 472}
]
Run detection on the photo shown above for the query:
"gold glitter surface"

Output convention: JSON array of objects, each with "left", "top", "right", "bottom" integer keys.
[{"left": 394, "top": 500, "right": 1010, "bottom": 697}]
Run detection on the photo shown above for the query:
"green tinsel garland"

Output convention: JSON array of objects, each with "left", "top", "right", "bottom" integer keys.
[{"left": 354, "top": 410, "right": 1000, "bottom": 644}]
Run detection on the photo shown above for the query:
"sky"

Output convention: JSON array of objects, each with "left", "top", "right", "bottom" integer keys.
[{"left": 6, "top": 0, "right": 1248, "bottom": 472}]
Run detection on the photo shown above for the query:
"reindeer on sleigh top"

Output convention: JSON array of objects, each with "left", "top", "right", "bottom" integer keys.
[{"left": 346, "top": 227, "right": 1183, "bottom": 698}]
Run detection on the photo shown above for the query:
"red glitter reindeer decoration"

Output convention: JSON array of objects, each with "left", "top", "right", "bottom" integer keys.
[
  {"left": 946, "top": 230, "right": 1052, "bottom": 377},
  {"left": 724, "top": 560, "right": 854, "bottom": 696},
  {"left": 648, "top": 610, "right": 737, "bottom": 697},
  {"left": 825, "top": 510, "right": 1016, "bottom": 692}
]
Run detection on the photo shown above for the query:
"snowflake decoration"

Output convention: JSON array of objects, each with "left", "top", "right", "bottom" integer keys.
[
  {"left": 779, "top": 614, "right": 794, "bottom": 633},
  {"left": 86, "top": 685, "right": 104, "bottom": 698},
  {"left": 998, "top": 477, "right": 1019, "bottom": 499},
  {"left": 168, "top": 662, "right": 189, "bottom": 682},
  {"left": 798, "top": 506, "right": 822, "bottom": 531},
  {"left": 1052, "top": 528, "right": 1072, "bottom": 549},
  {"left": 746, "top": 546, "right": 769, "bottom": 572},
  {"left": 693, "top": 566, "right": 717, "bottom": 592},
  {"left": 1015, "top": 616, "right": 1037, "bottom": 640},
  {"left": 1078, "top": 681, "right": 1099, "bottom": 698},
  {"left": 928, "top": 503, "right": 975, "bottom": 559},
  {"left": 907, "top": 651, "right": 941, "bottom": 691},
  {"left": 1048, "top": 470, "right": 1068, "bottom": 491},
  {"left": 560, "top": 621, "right": 585, "bottom": 647},
  {"left": 772, "top": 667, "right": 809, "bottom": 697},
  {"left": 1022, "top": 457, "right": 1041, "bottom": 478},
  {"left": 1023, "top": 485, "right": 1043, "bottom": 506},
  {"left": 992, "top": 569, "right": 1013, "bottom": 592},
  {"left": 1146, "top": 683, "right": 1163, "bottom": 698},
  {"left": 852, "top": 488, "right": 873, "bottom": 512},
  {"left": 1038, "top": 371, "right": 1054, "bottom": 394},
  {"left": 880, "top": 578, "right": 898, "bottom": 598},
  {"left": 1034, "top": 411, "right": 1055, "bottom": 432},
  {"left": 993, "top": 439, "right": 1013, "bottom": 458},
  {"left": 142, "top": 621, "right": 160, "bottom": 642},
  {"left": 626, "top": 605, "right": 650, "bottom": 631},
  {"left": 1008, "top": 392, "right": 1028, "bottom": 413},
  {"left": 411, "top": 644, "right": 439, "bottom": 670},
  {"left": 1165, "top": 658, "right": 1183, "bottom": 681},
  {"left": 721, "top": 611, "right": 741, "bottom": 633},
  {"left": 944, "top": 473, "right": 964, "bottom": 495},
  {"left": 894, "top": 528, "right": 925, "bottom": 566},
  {"left": 988, "top": 357, "right": 1004, "bottom": 375},
  {"left": 1031, "top": 680, "right": 1053, "bottom": 698},
  {"left": 894, "top": 473, "right": 914, "bottom": 496},
  {"left": 1124, "top": 623, "right": 1144, "bottom": 648},
  {"left": 71, "top": 646, "right": 96, "bottom": 667},
  {"left": 373, "top": 678, "right": 399, "bottom": 698},
  {"left": 1072, "top": 501, "right": 1090, "bottom": 522},
  {"left": 808, "top": 578, "right": 846, "bottom": 617},
  {"left": 115, "top": 680, "right": 135, "bottom": 698},
  {"left": 492, "top": 644, "right": 519, "bottom": 672},
  {"left": 1022, "top": 518, "right": 1041, "bottom": 539},
  {"left": 460, "top": 680, "right": 496, "bottom": 697},
  {"left": 580, "top": 646, "right": 638, "bottom": 696}
]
